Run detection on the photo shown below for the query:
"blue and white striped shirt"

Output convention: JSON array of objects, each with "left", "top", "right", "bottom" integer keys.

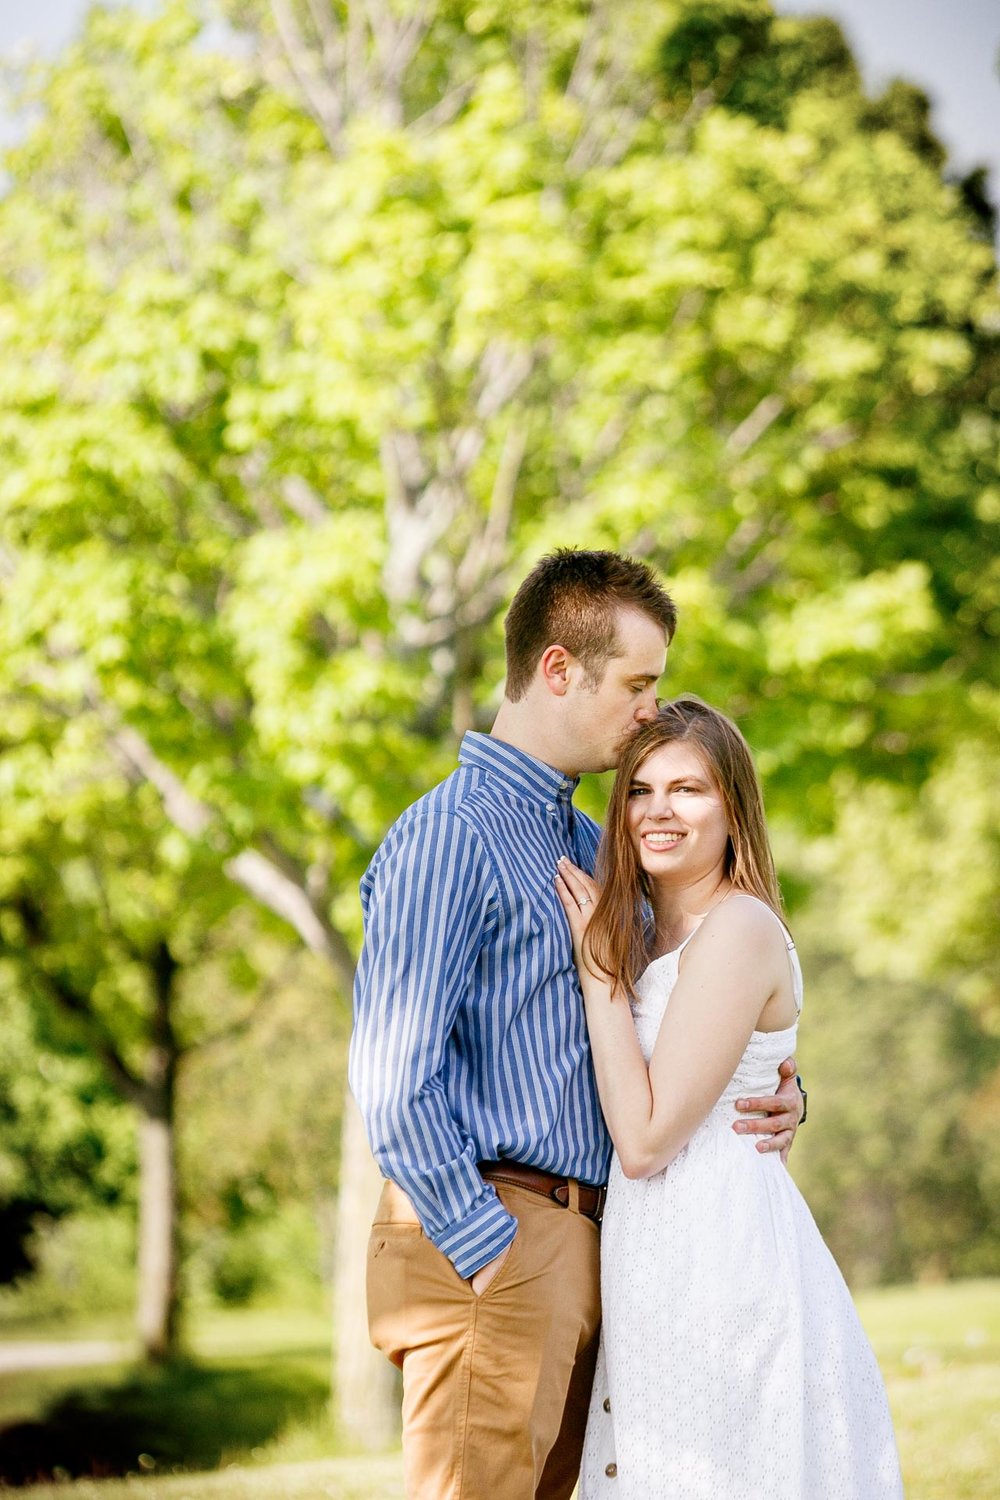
[{"left": 349, "top": 731, "right": 610, "bottom": 1278}]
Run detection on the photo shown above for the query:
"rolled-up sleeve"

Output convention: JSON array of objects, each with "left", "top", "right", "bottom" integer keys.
[{"left": 348, "top": 812, "right": 516, "bottom": 1278}]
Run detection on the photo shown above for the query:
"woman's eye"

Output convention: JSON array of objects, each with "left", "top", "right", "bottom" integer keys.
[{"left": 627, "top": 787, "right": 648, "bottom": 797}]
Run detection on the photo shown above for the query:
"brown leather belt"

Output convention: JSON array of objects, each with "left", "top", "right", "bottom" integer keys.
[{"left": 479, "top": 1159, "right": 606, "bottom": 1224}]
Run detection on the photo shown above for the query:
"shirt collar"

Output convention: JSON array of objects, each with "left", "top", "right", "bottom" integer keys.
[{"left": 459, "top": 731, "right": 579, "bottom": 805}]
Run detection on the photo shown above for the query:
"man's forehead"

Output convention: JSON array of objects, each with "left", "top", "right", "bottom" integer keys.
[{"left": 613, "top": 607, "right": 669, "bottom": 670}]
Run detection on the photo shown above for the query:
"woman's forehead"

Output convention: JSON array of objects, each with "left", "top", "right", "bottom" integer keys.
[{"left": 634, "top": 741, "right": 712, "bottom": 780}]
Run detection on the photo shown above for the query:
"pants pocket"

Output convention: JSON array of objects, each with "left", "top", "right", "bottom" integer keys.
[{"left": 367, "top": 1223, "right": 423, "bottom": 1367}]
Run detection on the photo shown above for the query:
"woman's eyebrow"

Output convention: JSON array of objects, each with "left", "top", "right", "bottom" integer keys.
[{"left": 630, "top": 775, "right": 708, "bottom": 790}]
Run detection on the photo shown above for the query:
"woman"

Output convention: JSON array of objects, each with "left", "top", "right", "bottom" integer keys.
[{"left": 555, "top": 697, "right": 903, "bottom": 1499}]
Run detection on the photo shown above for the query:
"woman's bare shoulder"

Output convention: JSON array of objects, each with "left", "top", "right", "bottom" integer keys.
[{"left": 691, "top": 892, "right": 787, "bottom": 957}]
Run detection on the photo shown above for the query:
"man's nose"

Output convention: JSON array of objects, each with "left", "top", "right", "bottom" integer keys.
[{"left": 634, "top": 689, "right": 660, "bottom": 723}]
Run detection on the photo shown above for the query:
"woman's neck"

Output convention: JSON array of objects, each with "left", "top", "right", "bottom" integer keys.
[{"left": 649, "top": 871, "right": 733, "bottom": 956}]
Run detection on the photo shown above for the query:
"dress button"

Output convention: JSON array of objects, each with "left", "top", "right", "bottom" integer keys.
[
  {"left": 605, "top": 1462, "right": 617, "bottom": 1477},
  {"left": 603, "top": 1396, "right": 611, "bottom": 1412}
]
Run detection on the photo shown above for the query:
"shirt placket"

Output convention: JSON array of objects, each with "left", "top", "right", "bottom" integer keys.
[{"left": 543, "top": 786, "right": 577, "bottom": 858}]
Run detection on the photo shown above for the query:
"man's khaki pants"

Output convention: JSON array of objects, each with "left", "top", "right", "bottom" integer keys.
[{"left": 367, "top": 1177, "right": 602, "bottom": 1500}]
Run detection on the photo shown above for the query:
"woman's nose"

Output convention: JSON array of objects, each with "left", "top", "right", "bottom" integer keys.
[{"left": 647, "top": 792, "right": 675, "bottom": 819}]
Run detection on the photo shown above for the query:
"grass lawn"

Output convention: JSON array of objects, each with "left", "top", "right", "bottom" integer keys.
[
  {"left": 856, "top": 1279, "right": 1000, "bottom": 1500},
  {"left": 0, "top": 1308, "right": 342, "bottom": 1484},
  {"left": 13, "top": 1458, "right": 404, "bottom": 1500},
  {"left": 3, "top": 1281, "right": 999, "bottom": 1498}
]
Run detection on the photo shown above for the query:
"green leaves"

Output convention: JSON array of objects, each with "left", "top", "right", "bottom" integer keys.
[{"left": 0, "top": 0, "right": 997, "bottom": 1286}]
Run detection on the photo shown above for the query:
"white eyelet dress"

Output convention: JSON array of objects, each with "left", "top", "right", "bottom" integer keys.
[{"left": 579, "top": 904, "right": 904, "bottom": 1500}]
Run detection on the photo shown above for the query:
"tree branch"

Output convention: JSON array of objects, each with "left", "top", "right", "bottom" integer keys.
[
  {"left": 104, "top": 719, "right": 356, "bottom": 991},
  {"left": 725, "top": 394, "right": 786, "bottom": 457},
  {"left": 565, "top": 2, "right": 605, "bottom": 104},
  {"left": 281, "top": 473, "right": 330, "bottom": 526},
  {"left": 2, "top": 532, "right": 358, "bottom": 994},
  {"left": 270, "top": 0, "right": 344, "bottom": 154},
  {"left": 304, "top": 0, "right": 343, "bottom": 75},
  {"left": 410, "top": 76, "right": 477, "bottom": 134},
  {"left": 230, "top": 848, "right": 356, "bottom": 991},
  {"left": 105, "top": 722, "right": 213, "bottom": 839}
]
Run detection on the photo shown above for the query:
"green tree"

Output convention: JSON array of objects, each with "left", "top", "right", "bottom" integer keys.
[
  {"left": 1, "top": 0, "right": 996, "bottom": 1437},
  {"left": 0, "top": 714, "right": 299, "bottom": 1355},
  {"left": 790, "top": 937, "right": 1000, "bottom": 1285},
  {"left": 0, "top": 988, "right": 132, "bottom": 1283}
]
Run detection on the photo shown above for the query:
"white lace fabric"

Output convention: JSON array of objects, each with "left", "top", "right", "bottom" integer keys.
[{"left": 579, "top": 907, "right": 904, "bottom": 1500}]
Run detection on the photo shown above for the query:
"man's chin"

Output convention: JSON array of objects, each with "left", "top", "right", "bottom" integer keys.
[
  {"left": 588, "top": 750, "right": 625, "bottom": 775},
  {"left": 610, "top": 724, "right": 645, "bottom": 766}
]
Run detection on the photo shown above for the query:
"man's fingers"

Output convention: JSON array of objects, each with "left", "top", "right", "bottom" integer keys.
[
  {"left": 733, "top": 1099, "right": 798, "bottom": 1136},
  {"left": 735, "top": 1095, "right": 789, "bottom": 1114},
  {"left": 756, "top": 1130, "right": 794, "bottom": 1155},
  {"left": 735, "top": 1116, "right": 796, "bottom": 1136}
]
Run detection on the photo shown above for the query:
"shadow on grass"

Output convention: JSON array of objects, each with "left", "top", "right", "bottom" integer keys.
[{"left": 0, "top": 1355, "right": 329, "bottom": 1486}]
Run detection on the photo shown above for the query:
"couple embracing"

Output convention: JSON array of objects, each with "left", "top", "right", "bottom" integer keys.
[{"left": 350, "top": 550, "right": 903, "bottom": 1499}]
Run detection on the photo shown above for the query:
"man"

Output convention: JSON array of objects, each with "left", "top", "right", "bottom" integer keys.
[{"left": 350, "top": 549, "right": 803, "bottom": 1499}]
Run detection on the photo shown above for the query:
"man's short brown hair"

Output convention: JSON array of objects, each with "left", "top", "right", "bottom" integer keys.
[{"left": 503, "top": 549, "right": 677, "bottom": 702}]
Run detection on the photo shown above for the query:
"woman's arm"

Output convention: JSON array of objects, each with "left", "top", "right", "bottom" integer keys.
[{"left": 556, "top": 866, "right": 787, "bottom": 1179}]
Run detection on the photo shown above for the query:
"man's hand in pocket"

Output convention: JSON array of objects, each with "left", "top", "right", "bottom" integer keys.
[{"left": 470, "top": 1240, "right": 514, "bottom": 1296}]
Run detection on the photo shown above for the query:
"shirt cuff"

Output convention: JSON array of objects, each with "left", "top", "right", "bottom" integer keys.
[{"left": 432, "top": 1192, "right": 518, "bottom": 1279}]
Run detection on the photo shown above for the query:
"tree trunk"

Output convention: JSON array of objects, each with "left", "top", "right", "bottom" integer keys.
[
  {"left": 137, "top": 940, "right": 181, "bottom": 1361},
  {"left": 332, "top": 1089, "right": 399, "bottom": 1446},
  {"left": 137, "top": 1102, "right": 180, "bottom": 1359}
]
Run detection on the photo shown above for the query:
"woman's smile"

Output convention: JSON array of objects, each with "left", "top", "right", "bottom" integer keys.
[{"left": 641, "top": 829, "right": 686, "bottom": 850}]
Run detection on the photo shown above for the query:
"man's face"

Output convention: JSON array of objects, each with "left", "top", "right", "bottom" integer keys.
[{"left": 567, "top": 608, "right": 667, "bottom": 774}]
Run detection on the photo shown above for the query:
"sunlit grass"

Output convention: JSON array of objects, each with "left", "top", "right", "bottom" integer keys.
[
  {"left": 12, "top": 1458, "right": 404, "bottom": 1500},
  {"left": 856, "top": 1277, "right": 1000, "bottom": 1374},
  {"left": 0, "top": 1306, "right": 337, "bottom": 1482},
  {"left": 858, "top": 1279, "right": 1000, "bottom": 1500},
  {"left": 4, "top": 1282, "right": 999, "bottom": 1498}
]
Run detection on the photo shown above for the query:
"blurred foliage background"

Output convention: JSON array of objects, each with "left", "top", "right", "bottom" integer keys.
[{"left": 0, "top": 0, "right": 997, "bottom": 1444}]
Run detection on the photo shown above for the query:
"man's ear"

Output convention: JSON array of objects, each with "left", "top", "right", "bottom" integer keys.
[{"left": 537, "top": 643, "right": 574, "bottom": 696}]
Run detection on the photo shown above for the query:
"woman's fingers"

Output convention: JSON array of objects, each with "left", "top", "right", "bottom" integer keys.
[
  {"left": 555, "top": 875, "right": 590, "bottom": 960},
  {"left": 557, "top": 856, "right": 598, "bottom": 903},
  {"left": 554, "top": 871, "right": 583, "bottom": 925}
]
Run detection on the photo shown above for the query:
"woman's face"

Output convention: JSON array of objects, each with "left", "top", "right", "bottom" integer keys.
[{"left": 626, "top": 740, "right": 730, "bottom": 887}]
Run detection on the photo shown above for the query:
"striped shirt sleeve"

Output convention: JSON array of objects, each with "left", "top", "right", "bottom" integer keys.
[{"left": 349, "top": 811, "right": 517, "bottom": 1278}]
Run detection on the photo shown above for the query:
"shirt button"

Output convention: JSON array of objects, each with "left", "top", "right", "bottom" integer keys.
[
  {"left": 545, "top": 803, "right": 555, "bottom": 813},
  {"left": 605, "top": 1462, "right": 617, "bottom": 1477},
  {"left": 603, "top": 1396, "right": 611, "bottom": 1413}
]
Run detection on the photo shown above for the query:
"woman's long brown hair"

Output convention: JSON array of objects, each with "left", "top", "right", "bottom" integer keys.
[{"left": 585, "top": 696, "right": 785, "bottom": 999}]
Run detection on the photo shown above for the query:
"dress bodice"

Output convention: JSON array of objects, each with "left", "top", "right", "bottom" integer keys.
[{"left": 629, "top": 905, "right": 803, "bottom": 1119}]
